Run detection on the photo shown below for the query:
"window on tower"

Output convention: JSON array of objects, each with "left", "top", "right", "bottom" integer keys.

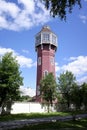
[
  {"left": 44, "top": 70, "right": 48, "bottom": 77},
  {"left": 42, "top": 33, "right": 50, "bottom": 43},
  {"left": 38, "top": 57, "right": 41, "bottom": 65},
  {"left": 50, "top": 57, "right": 54, "bottom": 65},
  {"left": 52, "top": 34, "right": 56, "bottom": 44},
  {"left": 36, "top": 34, "right": 41, "bottom": 45}
]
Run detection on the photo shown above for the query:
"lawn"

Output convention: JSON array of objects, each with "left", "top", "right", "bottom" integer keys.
[
  {"left": 13, "top": 118, "right": 87, "bottom": 130},
  {"left": 0, "top": 110, "right": 86, "bottom": 121},
  {"left": 0, "top": 111, "right": 87, "bottom": 129},
  {"left": 0, "top": 112, "right": 70, "bottom": 121}
]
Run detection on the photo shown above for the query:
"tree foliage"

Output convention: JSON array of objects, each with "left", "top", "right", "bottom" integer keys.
[
  {"left": 0, "top": 52, "right": 23, "bottom": 114},
  {"left": 18, "top": 95, "right": 32, "bottom": 102},
  {"left": 57, "top": 71, "right": 87, "bottom": 111},
  {"left": 70, "top": 83, "right": 82, "bottom": 110},
  {"left": 40, "top": 73, "right": 57, "bottom": 112},
  {"left": 70, "top": 82, "right": 87, "bottom": 111},
  {"left": 42, "top": 0, "right": 81, "bottom": 20},
  {"left": 81, "top": 82, "right": 87, "bottom": 110},
  {"left": 57, "top": 71, "right": 76, "bottom": 109}
]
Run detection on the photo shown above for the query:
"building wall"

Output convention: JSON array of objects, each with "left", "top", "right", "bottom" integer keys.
[{"left": 11, "top": 102, "right": 56, "bottom": 114}]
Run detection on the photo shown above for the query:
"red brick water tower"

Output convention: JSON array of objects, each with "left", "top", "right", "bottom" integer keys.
[{"left": 35, "top": 26, "right": 58, "bottom": 101}]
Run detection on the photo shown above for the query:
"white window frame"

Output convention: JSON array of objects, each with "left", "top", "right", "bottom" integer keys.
[
  {"left": 42, "top": 33, "right": 50, "bottom": 43},
  {"left": 52, "top": 34, "right": 56, "bottom": 44}
]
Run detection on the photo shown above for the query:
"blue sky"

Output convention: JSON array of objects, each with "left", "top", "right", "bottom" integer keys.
[{"left": 0, "top": 0, "right": 87, "bottom": 96}]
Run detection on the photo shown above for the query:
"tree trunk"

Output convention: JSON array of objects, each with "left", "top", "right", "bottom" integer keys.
[{"left": 47, "top": 103, "right": 50, "bottom": 113}]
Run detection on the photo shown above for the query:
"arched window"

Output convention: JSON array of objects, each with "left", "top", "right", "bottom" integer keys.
[{"left": 44, "top": 70, "right": 48, "bottom": 77}]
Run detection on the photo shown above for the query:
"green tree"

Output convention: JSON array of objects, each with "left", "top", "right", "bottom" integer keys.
[
  {"left": 0, "top": 52, "right": 23, "bottom": 115},
  {"left": 57, "top": 71, "right": 76, "bottom": 110},
  {"left": 42, "top": 0, "right": 81, "bottom": 20},
  {"left": 70, "top": 83, "right": 82, "bottom": 110},
  {"left": 40, "top": 73, "right": 57, "bottom": 112},
  {"left": 18, "top": 95, "right": 32, "bottom": 102},
  {"left": 81, "top": 82, "right": 87, "bottom": 110}
]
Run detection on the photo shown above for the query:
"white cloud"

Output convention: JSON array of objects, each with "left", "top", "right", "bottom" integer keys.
[
  {"left": 0, "top": 46, "right": 15, "bottom": 55},
  {"left": 55, "top": 62, "right": 60, "bottom": 72},
  {"left": 0, "top": 0, "right": 50, "bottom": 31},
  {"left": 79, "top": 15, "right": 87, "bottom": 24},
  {"left": 61, "top": 56, "right": 87, "bottom": 76},
  {"left": 22, "top": 50, "right": 29, "bottom": 54},
  {"left": 18, "top": 0, "right": 35, "bottom": 13},
  {"left": 16, "top": 55, "right": 35, "bottom": 68},
  {"left": 0, "top": 0, "right": 20, "bottom": 18},
  {"left": 0, "top": 46, "right": 36, "bottom": 68},
  {"left": 20, "top": 86, "right": 35, "bottom": 97},
  {"left": 56, "top": 56, "right": 87, "bottom": 81},
  {"left": 69, "top": 57, "right": 77, "bottom": 61},
  {"left": 0, "top": 16, "right": 8, "bottom": 29}
]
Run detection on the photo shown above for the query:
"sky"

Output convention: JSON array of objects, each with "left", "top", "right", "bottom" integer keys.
[{"left": 0, "top": 0, "right": 87, "bottom": 97}]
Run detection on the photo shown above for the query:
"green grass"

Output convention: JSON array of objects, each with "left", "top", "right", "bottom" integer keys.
[
  {"left": 13, "top": 118, "right": 87, "bottom": 130},
  {"left": 0, "top": 112, "right": 70, "bottom": 121},
  {"left": 0, "top": 111, "right": 86, "bottom": 121},
  {"left": 0, "top": 112, "right": 87, "bottom": 129}
]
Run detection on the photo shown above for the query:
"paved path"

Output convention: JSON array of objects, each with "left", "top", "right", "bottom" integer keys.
[{"left": 0, "top": 114, "right": 87, "bottom": 130}]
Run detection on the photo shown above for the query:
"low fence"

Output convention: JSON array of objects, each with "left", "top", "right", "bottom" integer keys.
[
  {"left": 0, "top": 102, "right": 56, "bottom": 114},
  {"left": 11, "top": 102, "right": 45, "bottom": 114},
  {"left": 11, "top": 102, "right": 56, "bottom": 114}
]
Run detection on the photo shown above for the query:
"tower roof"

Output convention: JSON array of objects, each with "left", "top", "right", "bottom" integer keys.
[{"left": 41, "top": 26, "right": 52, "bottom": 32}]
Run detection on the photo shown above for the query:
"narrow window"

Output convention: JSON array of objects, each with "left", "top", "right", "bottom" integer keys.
[
  {"left": 50, "top": 57, "right": 54, "bottom": 65},
  {"left": 44, "top": 70, "right": 48, "bottom": 77},
  {"left": 52, "top": 34, "right": 56, "bottom": 44},
  {"left": 38, "top": 57, "right": 41, "bottom": 65}
]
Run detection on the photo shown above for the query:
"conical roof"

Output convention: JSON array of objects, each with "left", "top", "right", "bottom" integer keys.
[{"left": 41, "top": 26, "right": 52, "bottom": 32}]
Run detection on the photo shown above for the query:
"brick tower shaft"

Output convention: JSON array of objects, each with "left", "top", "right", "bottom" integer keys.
[{"left": 35, "top": 26, "right": 58, "bottom": 101}]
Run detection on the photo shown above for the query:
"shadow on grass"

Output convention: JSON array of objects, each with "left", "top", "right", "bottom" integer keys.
[{"left": 13, "top": 118, "right": 87, "bottom": 130}]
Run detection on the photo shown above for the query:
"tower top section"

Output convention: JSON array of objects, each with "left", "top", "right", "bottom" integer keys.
[
  {"left": 41, "top": 26, "right": 51, "bottom": 32},
  {"left": 35, "top": 26, "right": 58, "bottom": 51}
]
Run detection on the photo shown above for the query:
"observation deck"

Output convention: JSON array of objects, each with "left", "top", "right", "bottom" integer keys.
[{"left": 35, "top": 26, "right": 58, "bottom": 51}]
